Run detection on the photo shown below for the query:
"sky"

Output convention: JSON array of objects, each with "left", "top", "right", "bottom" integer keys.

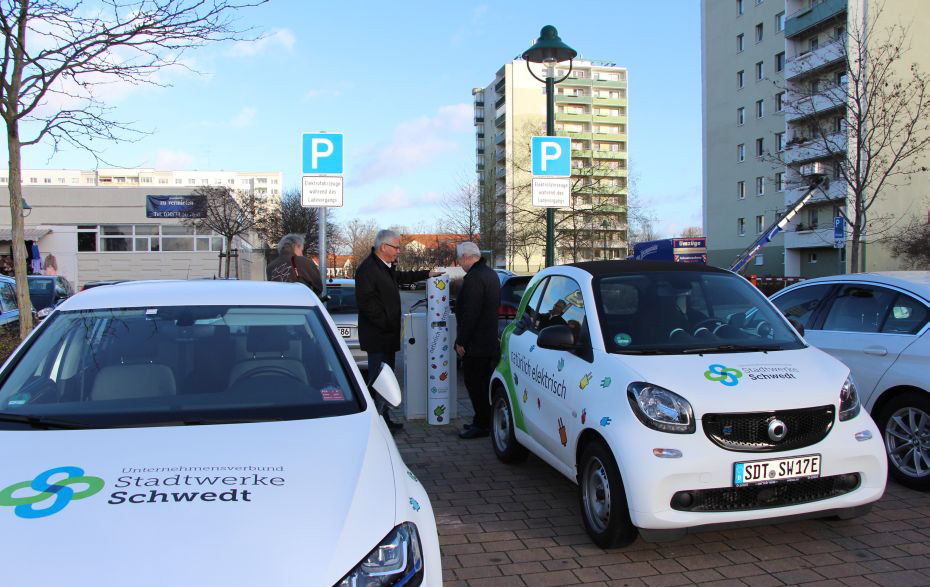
[{"left": 12, "top": 0, "right": 704, "bottom": 237}]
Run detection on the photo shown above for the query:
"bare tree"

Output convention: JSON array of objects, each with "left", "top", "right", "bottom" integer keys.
[
  {"left": 255, "top": 189, "right": 338, "bottom": 261},
  {"left": 778, "top": 4, "right": 930, "bottom": 272},
  {"left": 185, "top": 186, "right": 258, "bottom": 278},
  {"left": 440, "top": 179, "right": 481, "bottom": 240},
  {"left": 680, "top": 226, "right": 704, "bottom": 238},
  {"left": 885, "top": 214, "right": 930, "bottom": 269},
  {"left": 0, "top": 0, "right": 264, "bottom": 337},
  {"left": 342, "top": 218, "right": 378, "bottom": 276}
]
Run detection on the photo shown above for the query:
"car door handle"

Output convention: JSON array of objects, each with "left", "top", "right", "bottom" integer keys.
[{"left": 863, "top": 346, "right": 888, "bottom": 357}]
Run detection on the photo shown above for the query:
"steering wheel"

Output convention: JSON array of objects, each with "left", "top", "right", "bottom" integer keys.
[
  {"left": 234, "top": 366, "right": 304, "bottom": 384},
  {"left": 692, "top": 318, "right": 724, "bottom": 337}
]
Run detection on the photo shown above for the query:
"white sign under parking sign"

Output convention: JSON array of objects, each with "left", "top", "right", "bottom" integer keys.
[
  {"left": 301, "top": 175, "right": 344, "bottom": 208},
  {"left": 532, "top": 177, "right": 571, "bottom": 208}
]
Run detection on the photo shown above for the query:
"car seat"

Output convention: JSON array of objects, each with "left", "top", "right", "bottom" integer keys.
[{"left": 227, "top": 326, "right": 308, "bottom": 387}]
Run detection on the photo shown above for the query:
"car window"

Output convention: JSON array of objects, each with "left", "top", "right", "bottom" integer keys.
[
  {"left": 27, "top": 279, "right": 53, "bottom": 295},
  {"left": 0, "top": 283, "right": 17, "bottom": 312},
  {"left": 881, "top": 294, "right": 928, "bottom": 334},
  {"left": 502, "top": 277, "right": 529, "bottom": 307},
  {"left": 0, "top": 306, "right": 363, "bottom": 429},
  {"left": 325, "top": 285, "right": 358, "bottom": 314},
  {"left": 771, "top": 284, "right": 833, "bottom": 328},
  {"left": 822, "top": 285, "right": 897, "bottom": 333},
  {"left": 523, "top": 277, "right": 548, "bottom": 330},
  {"left": 535, "top": 276, "right": 588, "bottom": 343},
  {"left": 55, "top": 279, "right": 69, "bottom": 297}
]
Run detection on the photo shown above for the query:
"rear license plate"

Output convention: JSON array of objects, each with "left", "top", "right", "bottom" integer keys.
[
  {"left": 734, "top": 454, "right": 821, "bottom": 487},
  {"left": 338, "top": 327, "right": 352, "bottom": 338}
]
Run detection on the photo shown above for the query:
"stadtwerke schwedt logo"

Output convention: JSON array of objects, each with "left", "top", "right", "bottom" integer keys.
[
  {"left": 704, "top": 364, "right": 744, "bottom": 387},
  {"left": 0, "top": 466, "right": 104, "bottom": 519}
]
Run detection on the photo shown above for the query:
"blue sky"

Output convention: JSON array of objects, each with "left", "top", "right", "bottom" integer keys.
[{"left": 15, "top": 1, "right": 703, "bottom": 237}]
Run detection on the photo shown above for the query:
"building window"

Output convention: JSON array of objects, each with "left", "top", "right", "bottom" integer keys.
[
  {"left": 755, "top": 61, "right": 764, "bottom": 80},
  {"left": 737, "top": 0, "right": 744, "bottom": 15},
  {"left": 776, "top": 52, "right": 785, "bottom": 72},
  {"left": 807, "top": 208, "right": 819, "bottom": 229},
  {"left": 836, "top": 71, "right": 848, "bottom": 86},
  {"left": 756, "top": 137, "right": 764, "bottom": 157},
  {"left": 834, "top": 116, "right": 845, "bottom": 133},
  {"left": 756, "top": 176, "right": 765, "bottom": 196},
  {"left": 756, "top": 215, "right": 765, "bottom": 233},
  {"left": 776, "top": 172, "right": 785, "bottom": 191},
  {"left": 775, "top": 92, "right": 785, "bottom": 112},
  {"left": 776, "top": 11, "right": 785, "bottom": 32},
  {"left": 834, "top": 26, "right": 846, "bottom": 41},
  {"left": 738, "top": 181, "right": 746, "bottom": 199},
  {"left": 737, "top": 34, "right": 744, "bottom": 52},
  {"left": 738, "top": 218, "right": 746, "bottom": 236},
  {"left": 776, "top": 132, "right": 784, "bottom": 151},
  {"left": 77, "top": 228, "right": 98, "bottom": 252},
  {"left": 755, "top": 23, "right": 763, "bottom": 43},
  {"left": 756, "top": 99, "right": 764, "bottom": 118},
  {"left": 738, "top": 143, "right": 745, "bottom": 162},
  {"left": 43, "top": 177, "right": 51, "bottom": 184},
  {"left": 808, "top": 252, "right": 818, "bottom": 264},
  {"left": 737, "top": 107, "right": 745, "bottom": 125}
]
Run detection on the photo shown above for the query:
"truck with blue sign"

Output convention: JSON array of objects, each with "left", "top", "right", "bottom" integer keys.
[{"left": 632, "top": 238, "right": 707, "bottom": 264}]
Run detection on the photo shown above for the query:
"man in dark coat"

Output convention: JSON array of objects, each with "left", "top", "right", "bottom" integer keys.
[
  {"left": 453, "top": 241, "right": 501, "bottom": 439},
  {"left": 355, "top": 229, "right": 440, "bottom": 430},
  {"left": 267, "top": 233, "right": 323, "bottom": 296}
]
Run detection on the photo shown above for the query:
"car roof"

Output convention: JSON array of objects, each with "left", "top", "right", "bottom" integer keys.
[
  {"left": 27, "top": 275, "right": 55, "bottom": 281},
  {"left": 61, "top": 280, "right": 320, "bottom": 311},
  {"left": 568, "top": 260, "right": 730, "bottom": 276},
  {"left": 786, "top": 271, "right": 930, "bottom": 299}
]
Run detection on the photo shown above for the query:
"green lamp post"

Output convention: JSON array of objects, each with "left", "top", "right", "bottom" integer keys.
[{"left": 522, "top": 25, "right": 577, "bottom": 267}]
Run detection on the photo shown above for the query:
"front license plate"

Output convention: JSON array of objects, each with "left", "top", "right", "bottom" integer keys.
[
  {"left": 734, "top": 454, "right": 821, "bottom": 487},
  {"left": 338, "top": 327, "right": 352, "bottom": 338}
]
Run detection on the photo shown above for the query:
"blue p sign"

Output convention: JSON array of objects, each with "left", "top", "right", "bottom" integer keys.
[
  {"left": 302, "top": 133, "right": 343, "bottom": 174},
  {"left": 532, "top": 136, "right": 571, "bottom": 177}
]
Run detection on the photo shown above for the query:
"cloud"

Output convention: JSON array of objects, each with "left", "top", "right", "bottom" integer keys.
[
  {"left": 154, "top": 149, "right": 194, "bottom": 170},
  {"left": 230, "top": 28, "right": 296, "bottom": 56},
  {"left": 230, "top": 106, "right": 257, "bottom": 128},
  {"left": 358, "top": 187, "right": 442, "bottom": 214},
  {"left": 352, "top": 104, "right": 473, "bottom": 185}
]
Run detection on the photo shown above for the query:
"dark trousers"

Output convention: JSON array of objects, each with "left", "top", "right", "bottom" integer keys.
[
  {"left": 367, "top": 351, "right": 397, "bottom": 417},
  {"left": 463, "top": 355, "right": 497, "bottom": 429}
]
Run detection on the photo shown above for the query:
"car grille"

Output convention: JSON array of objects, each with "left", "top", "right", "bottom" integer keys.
[
  {"left": 703, "top": 405, "right": 835, "bottom": 452},
  {"left": 671, "top": 474, "right": 860, "bottom": 512}
]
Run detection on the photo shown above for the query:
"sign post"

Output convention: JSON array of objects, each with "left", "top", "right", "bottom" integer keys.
[
  {"left": 531, "top": 136, "right": 571, "bottom": 209},
  {"left": 302, "top": 133, "right": 344, "bottom": 296},
  {"left": 833, "top": 216, "right": 845, "bottom": 249}
]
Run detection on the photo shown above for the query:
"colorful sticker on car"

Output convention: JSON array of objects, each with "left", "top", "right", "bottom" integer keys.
[
  {"left": 614, "top": 333, "right": 632, "bottom": 346},
  {"left": 704, "top": 364, "right": 744, "bottom": 387},
  {"left": 581, "top": 409, "right": 587, "bottom": 425},
  {"left": 407, "top": 470, "right": 419, "bottom": 483},
  {"left": 320, "top": 387, "right": 345, "bottom": 401},
  {"left": 600, "top": 377, "right": 611, "bottom": 389},
  {"left": 579, "top": 372, "right": 592, "bottom": 390},
  {"left": 409, "top": 497, "right": 421, "bottom": 511},
  {"left": 558, "top": 418, "right": 567, "bottom": 446},
  {"left": 599, "top": 417, "right": 612, "bottom": 427},
  {"left": 496, "top": 278, "right": 545, "bottom": 433}
]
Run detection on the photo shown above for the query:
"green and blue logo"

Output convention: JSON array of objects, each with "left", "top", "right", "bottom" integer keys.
[
  {"left": 0, "top": 467, "right": 104, "bottom": 519},
  {"left": 704, "top": 364, "right": 743, "bottom": 387}
]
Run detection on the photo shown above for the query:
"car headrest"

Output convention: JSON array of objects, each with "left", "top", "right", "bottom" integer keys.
[{"left": 246, "top": 326, "right": 291, "bottom": 353}]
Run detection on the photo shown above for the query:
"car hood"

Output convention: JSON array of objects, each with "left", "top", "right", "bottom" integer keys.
[
  {"left": 0, "top": 413, "right": 396, "bottom": 586},
  {"left": 617, "top": 348, "right": 848, "bottom": 414}
]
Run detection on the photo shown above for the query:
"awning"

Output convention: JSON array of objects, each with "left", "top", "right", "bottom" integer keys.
[{"left": 0, "top": 227, "right": 52, "bottom": 241}]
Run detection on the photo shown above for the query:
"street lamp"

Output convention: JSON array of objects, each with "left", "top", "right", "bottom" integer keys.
[
  {"left": 522, "top": 25, "right": 577, "bottom": 267},
  {"left": 22, "top": 198, "right": 31, "bottom": 218}
]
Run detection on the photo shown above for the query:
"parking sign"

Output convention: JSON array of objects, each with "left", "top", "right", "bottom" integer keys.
[
  {"left": 302, "top": 133, "right": 343, "bottom": 174},
  {"left": 531, "top": 136, "right": 571, "bottom": 177},
  {"left": 833, "top": 216, "right": 844, "bottom": 248}
]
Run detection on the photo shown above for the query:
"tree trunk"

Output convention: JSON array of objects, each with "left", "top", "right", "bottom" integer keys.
[
  {"left": 7, "top": 120, "right": 34, "bottom": 339},
  {"left": 224, "top": 236, "right": 233, "bottom": 278},
  {"left": 849, "top": 222, "right": 862, "bottom": 273}
]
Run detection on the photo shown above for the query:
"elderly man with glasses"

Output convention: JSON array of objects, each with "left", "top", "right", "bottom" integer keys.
[{"left": 355, "top": 229, "right": 441, "bottom": 431}]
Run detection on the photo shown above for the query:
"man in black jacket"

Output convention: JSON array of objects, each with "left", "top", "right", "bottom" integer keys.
[
  {"left": 355, "top": 229, "right": 440, "bottom": 430},
  {"left": 453, "top": 241, "right": 501, "bottom": 439}
]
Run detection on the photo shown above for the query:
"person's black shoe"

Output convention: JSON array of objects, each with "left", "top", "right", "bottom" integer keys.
[{"left": 459, "top": 426, "right": 489, "bottom": 439}]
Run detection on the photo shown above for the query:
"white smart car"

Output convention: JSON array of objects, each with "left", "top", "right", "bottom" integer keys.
[
  {"left": 489, "top": 261, "right": 887, "bottom": 547},
  {"left": 0, "top": 280, "right": 440, "bottom": 586}
]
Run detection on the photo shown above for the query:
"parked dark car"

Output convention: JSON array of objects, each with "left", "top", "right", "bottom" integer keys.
[
  {"left": 27, "top": 275, "right": 74, "bottom": 318},
  {"left": 497, "top": 275, "right": 531, "bottom": 336},
  {"left": 0, "top": 275, "right": 31, "bottom": 334}
]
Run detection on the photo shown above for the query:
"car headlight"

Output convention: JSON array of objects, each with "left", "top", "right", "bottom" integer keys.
[
  {"left": 627, "top": 382, "right": 695, "bottom": 434},
  {"left": 839, "top": 375, "right": 860, "bottom": 422},
  {"left": 36, "top": 307, "right": 51, "bottom": 319},
  {"left": 335, "top": 522, "right": 424, "bottom": 587}
]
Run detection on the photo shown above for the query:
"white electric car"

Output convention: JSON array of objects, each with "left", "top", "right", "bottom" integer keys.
[
  {"left": 0, "top": 280, "right": 440, "bottom": 587},
  {"left": 489, "top": 261, "right": 887, "bottom": 548}
]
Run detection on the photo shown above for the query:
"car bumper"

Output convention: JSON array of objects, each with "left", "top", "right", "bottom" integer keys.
[{"left": 615, "top": 413, "right": 887, "bottom": 532}]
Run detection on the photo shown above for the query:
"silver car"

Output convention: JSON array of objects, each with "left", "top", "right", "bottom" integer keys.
[{"left": 324, "top": 278, "right": 366, "bottom": 369}]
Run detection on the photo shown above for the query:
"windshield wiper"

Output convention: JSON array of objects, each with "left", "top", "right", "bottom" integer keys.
[
  {"left": 0, "top": 412, "right": 87, "bottom": 429},
  {"left": 680, "top": 344, "right": 783, "bottom": 355}
]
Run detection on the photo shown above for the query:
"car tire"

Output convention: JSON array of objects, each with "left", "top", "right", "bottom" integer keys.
[
  {"left": 876, "top": 391, "right": 930, "bottom": 491},
  {"left": 491, "top": 388, "right": 528, "bottom": 464},
  {"left": 578, "top": 440, "right": 638, "bottom": 549}
]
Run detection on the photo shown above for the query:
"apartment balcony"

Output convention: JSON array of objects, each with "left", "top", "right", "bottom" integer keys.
[
  {"left": 591, "top": 115, "right": 627, "bottom": 124},
  {"left": 786, "top": 39, "right": 846, "bottom": 80},
  {"left": 783, "top": 131, "right": 847, "bottom": 164},
  {"left": 592, "top": 98, "right": 627, "bottom": 107},
  {"left": 555, "top": 94, "right": 593, "bottom": 105},
  {"left": 495, "top": 96, "right": 506, "bottom": 109},
  {"left": 495, "top": 113, "right": 506, "bottom": 128},
  {"left": 473, "top": 116, "right": 484, "bottom": 126},
  {"left": 784, "top": 177, "right": 847, "bottom": 206},
  {"left": 557, "top": 112, "right": 593, "bottom": 123},
  {"left": 494, "top": 77, "right": 505, "bottom": 93},
  {"left": 574, "top": 150, "right": 626, "bottom": 159},
  {"left": 785, "top": 92, "right": 845, "bottom": 122},
  {"left": 495, "top": 130, "right": 505, "bottom": 144},
  {"left": 785, "top": 0, "right": 846, "bottom": 39},
  {"left": 496, "top": 148, "right": 506, "bottom": 161},
  {"left": 496, "top": 184, "right": 506, "bottom": 197},
  {"left": 592, "top": 79, "right": 627, "bottom": 89},
  {"left": 784, "top": 225, "right": 836, "bottom": 249},
  {"left": 495, "top": 167, "right": 507, "bottom": 178}
]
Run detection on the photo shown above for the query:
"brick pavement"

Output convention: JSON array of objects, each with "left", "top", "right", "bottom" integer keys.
[{"left": 394, "top": 409, "right": 930, "bottom": 587}]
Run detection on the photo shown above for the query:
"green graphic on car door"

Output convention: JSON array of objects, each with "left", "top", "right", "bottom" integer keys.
[{"left": 497, "top": 279, "right": 544, "bottom": 433}]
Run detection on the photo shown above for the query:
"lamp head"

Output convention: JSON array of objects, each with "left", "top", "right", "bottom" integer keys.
[{"left": 522, "top": 25, "right": 577, "bottom": 64}]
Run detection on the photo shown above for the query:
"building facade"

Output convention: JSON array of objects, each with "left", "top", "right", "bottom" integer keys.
[
  {"left": 0, "top": 169, "right": 282, "bottom": 287},
  {"left": 703, "top": 0, "right": 930, "bottom": 277},
  {"left": 474, "top": 58, "right": 629, "bottom": 272}
]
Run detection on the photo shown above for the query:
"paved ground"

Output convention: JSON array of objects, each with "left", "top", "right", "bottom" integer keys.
[{"left": 394, "top": 404, "right": 930, "bottom": 587}]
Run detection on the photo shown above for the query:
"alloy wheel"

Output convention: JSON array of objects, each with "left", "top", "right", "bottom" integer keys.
[{"left": 884, "top": 406, "right": 930, "bottom": 478}]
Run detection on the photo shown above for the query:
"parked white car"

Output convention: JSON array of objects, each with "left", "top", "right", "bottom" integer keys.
[
  {"left": 0, "top": 280, "right": 440, "bottom": 586},
  {"left": 490, "top": 261, "right": 886, "bottom": 547},
  {"left": 770, "top": 272, "right": 930, "bottom": 491}
]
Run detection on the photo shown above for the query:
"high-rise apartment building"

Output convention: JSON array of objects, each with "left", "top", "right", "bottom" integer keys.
[
  {"left": 702, "top": 0, "right": 930, "bottom": 277},
  {"left": 474, "top": 59, "right": 629, "bottom": 271}
]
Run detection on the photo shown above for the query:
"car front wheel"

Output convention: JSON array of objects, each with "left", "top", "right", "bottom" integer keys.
[
  {"left": 491, "top": 388, "right": 528, "bottom": 464},
  {"left": 578, "top": 440, "right": 638, "bottom": 548},
  {"left": 876, "top": 391, "right": 930, "bottom": 491}
]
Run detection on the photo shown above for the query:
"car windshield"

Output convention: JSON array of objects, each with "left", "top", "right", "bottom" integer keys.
[
  {"left": 0, "top": 305, "right": 363, "bottom": 429},
  {"left": 27, "top": 279, "right": 53, "bottom": 294},
  {"left": 325, "top": 286, "right": 358, "bottom": 314},
  {"left": 595, "top": 271, "right": 804, "bottom": 354}
]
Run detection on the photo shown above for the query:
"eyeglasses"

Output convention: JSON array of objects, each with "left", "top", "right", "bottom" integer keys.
[{"left": 383, "top": 243, "right": 401, "bottom": 251}]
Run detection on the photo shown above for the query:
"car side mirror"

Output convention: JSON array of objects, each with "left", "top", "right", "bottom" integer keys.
[
  {"left": 370, "top": 363, "right": 402, "bottom": 408},
  {"left": 537, "top": 325, "right": 579, "bottom": 351},
  {"left": 787, "top": 317, "right": 805, "bottom": 337}
]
